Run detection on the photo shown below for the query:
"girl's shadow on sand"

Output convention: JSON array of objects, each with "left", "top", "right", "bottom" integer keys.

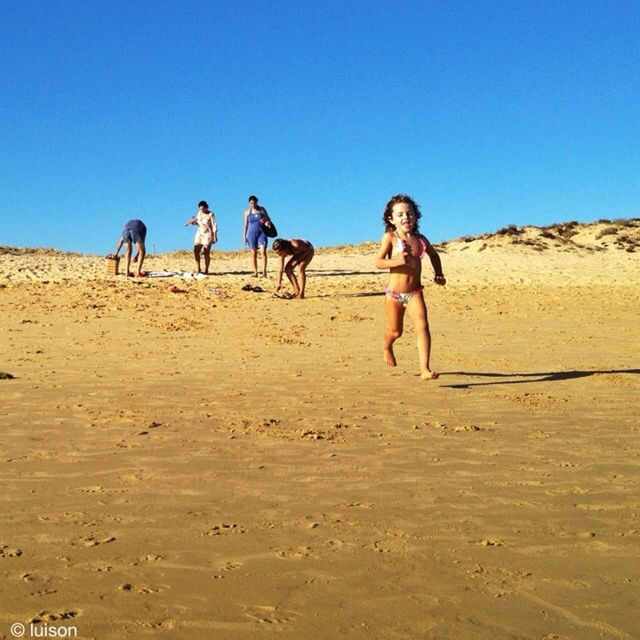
[{"left": 440, "top": 368, "right": 640, "bottom": 389}]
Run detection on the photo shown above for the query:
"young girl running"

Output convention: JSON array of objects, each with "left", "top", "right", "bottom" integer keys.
[
  {"left": 375, "top": 194, "right": 446, "bottom": 379},
  {"left": 272, "top": 238, "right": 314, "bottom": 299}
]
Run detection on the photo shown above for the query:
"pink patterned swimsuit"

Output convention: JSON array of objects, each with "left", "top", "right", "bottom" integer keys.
[{"left": 384, "top": 233, "right": 426, "bottom": 306}]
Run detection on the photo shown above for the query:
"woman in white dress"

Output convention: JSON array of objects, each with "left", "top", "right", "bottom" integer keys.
[{"left": 184, "top": 200, "right": 218, "bottom": 274}]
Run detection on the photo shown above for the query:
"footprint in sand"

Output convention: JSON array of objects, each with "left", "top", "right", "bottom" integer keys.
[
  {"left": 119, "top": 584, "right": 163, "bottom": 594},
  {"left": 21, "top": 573, "right": 58, "bottom": 598},
  {"left": 29, "top": 610, "right": 78, "bottom": 624},
  {"left": 243, "top": 605, "right": 299, "bottom": 624},
  {"left": 94, "top": 564, "right": 114, "bottom": 572},
  {"left": 70, "top": 535, "right": 116, "bottom": 548},
  {"left": 136, "top": 422, "right": 166, "bottom": 436},
  {"left": 0, "top": 544, "right": 23, "bottom": 558},
  {"left": 20, "top": 573, "right": 58, "bottom": 598},
  {"left": 202, "top": 523, "right": 246, "bottom": 536},
  {"left": 422, "top": 421, "right": 484, "bottom": 434},
  {"left": 78, "top": 485, "right": 107, "bottom": 494},
  {"left": 276, "top": 546, "right": 314, "bottom": 559},
  {"left": 143, "top": 618, "right": 177, "bottom": 631},
  {"left": 472, "top": 538, "right": 504, "bottom": 547},
  {"left": 29, "top": 589, "right": 58, "bottom": 597},
  {"left": 139, "top": 554, "right": 164, "bottom": 562},
  {"left": 343, "top": 501, "right": 373, "bottom": 509},
  {"left": 212, "top": 560, "right": 243, "bottom": 578},
  {"left": 38, "top": 511, "right": 80, "bottom": 523},
  {"left": 324, "top": 538, "right": 349, "bottom": 552},
  {"left": 128, "top": 554, "right": 164, "bottom": 567}
]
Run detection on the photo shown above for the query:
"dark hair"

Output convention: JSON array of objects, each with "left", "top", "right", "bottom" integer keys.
[
  {"left": 248, "top": 195, "right": 258, "bottom": 203},
  {"left": 198, "top": 200, "right": 209, "bottom": 210},
  {"left": 382, "top": 194, "right": 422, "bottom": 233},
  {"left": 272, "top": 238, "right": 292, "bottom": 253}
]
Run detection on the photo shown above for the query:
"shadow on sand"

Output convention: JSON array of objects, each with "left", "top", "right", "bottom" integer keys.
[
  {"left": 311, "top": 269, "right": 380, "bottom": 277},
  {"left": 307, "top": 290, "right": 384, "bottom": 299},
  {"left": 439, "top": 368, "right": 640, "bottom": 389}
]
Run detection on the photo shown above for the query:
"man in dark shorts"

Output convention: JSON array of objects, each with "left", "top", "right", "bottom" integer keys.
[{"left": 113, "top": 219, "right": 147, "bottom": 277}]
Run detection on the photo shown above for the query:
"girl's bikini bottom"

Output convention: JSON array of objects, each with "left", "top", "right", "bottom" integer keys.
[{"left": 384, "top": 285, "right": 424, "bottom": 308}]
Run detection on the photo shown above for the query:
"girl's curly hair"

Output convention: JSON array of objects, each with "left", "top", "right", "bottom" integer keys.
[
  {"left": 272, "top": 238, "right": 292, "bottom": 252},
  {"left": 382, "top": 194, "right": 422, "bottom": 233}
]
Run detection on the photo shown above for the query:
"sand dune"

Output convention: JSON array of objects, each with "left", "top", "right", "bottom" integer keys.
[{"left": 1, "top": 219, "right": 639, "bottom": 639}]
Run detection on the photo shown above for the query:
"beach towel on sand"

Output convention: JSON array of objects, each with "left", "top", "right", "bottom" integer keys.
[{"left": 146, "top": 271, "right": 208, "bottom": 279}]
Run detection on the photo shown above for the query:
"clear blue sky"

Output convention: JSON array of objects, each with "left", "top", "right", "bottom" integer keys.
[{"left": 1, "top": 0, "right": 639, "bottom": 254}]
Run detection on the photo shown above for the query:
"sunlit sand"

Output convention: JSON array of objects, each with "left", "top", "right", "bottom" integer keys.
[{"left": 1, "top": 219, "right": 639, "bottom": 638}]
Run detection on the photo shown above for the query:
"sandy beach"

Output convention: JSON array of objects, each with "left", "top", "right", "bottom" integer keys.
[{"left": 1, "top": 219, "right": 639, "bottom": 639}]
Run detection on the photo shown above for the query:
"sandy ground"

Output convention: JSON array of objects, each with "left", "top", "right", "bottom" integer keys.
[{"left": 1, "top": 220, "right": 639, "bottom": 639}]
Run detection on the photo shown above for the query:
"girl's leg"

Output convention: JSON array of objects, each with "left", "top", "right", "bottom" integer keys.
[
  {"left": 250, "top": 249, "right": 258, "bottom": 276},
  {"left": 383, "top": 296, "right": 405, "bottom": 367},
  {"left": 296, "top": 264, "right": 307, "bottom": 298},
  {"left": 203, "top": 245, "right": 211, "bottom": 274},
  {"left": 193, "top": 244, "right": 202, "bottom": 273},
  {"left": 259, "top": 245, "right": 267, "bottom": 276},
  {"left": 295, "top": 250, "right": 314, "bottom": 298},
  {"left": 407, "top": 292, "right": 438, "bottom": 379},
  {"left": 284, "top": 261, "right": 300, "bottom": 296}
]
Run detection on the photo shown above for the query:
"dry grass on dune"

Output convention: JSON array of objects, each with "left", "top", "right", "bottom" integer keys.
[
  {"left": 0, "top": 246, "right": 87, "bottom": 257},
  {"left": 439, "top": 218, "right": 640, "bottom": 254}
]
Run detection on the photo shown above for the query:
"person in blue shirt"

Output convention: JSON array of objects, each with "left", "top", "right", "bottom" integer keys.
[{"left": 113, "top": 219, "right": 147, "bottom": 277}]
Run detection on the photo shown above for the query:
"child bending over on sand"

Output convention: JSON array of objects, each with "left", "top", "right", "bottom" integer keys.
[
  {"left": 375, "top": 194, "right": 446, "bottom": 379},
  {"left": 272, "top": 238, "right": 314, "bottom": 299}
]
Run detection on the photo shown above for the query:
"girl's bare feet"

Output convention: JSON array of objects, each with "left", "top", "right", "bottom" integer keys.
[
  {"left": 421, "top": 370, "right": 439, "bottom": 380},
  {"left": 383, "top": 347, "right": 397, "bottom": 367}
]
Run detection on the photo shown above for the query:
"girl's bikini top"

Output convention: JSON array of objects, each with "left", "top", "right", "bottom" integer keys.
[{"left": 396, "top": 233, "right": 427, "bottom": 259}]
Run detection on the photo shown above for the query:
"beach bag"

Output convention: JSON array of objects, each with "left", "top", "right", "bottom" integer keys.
[{"left": 260, "top": 216, "right": 278, "bottom": 238}]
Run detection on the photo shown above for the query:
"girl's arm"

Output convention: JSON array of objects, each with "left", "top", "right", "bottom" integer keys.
[
  {"left": 184, "top": 215, "right": 196, "bottom": 227},
  {"left": 424, "top": 237, "right": 446, "bottom": 284},
  {"left": 275, "top": 255, "right": 285, "bottom": 290},
  {"left": 375, "top": 232, "right": 407, "bottom": 269}
]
